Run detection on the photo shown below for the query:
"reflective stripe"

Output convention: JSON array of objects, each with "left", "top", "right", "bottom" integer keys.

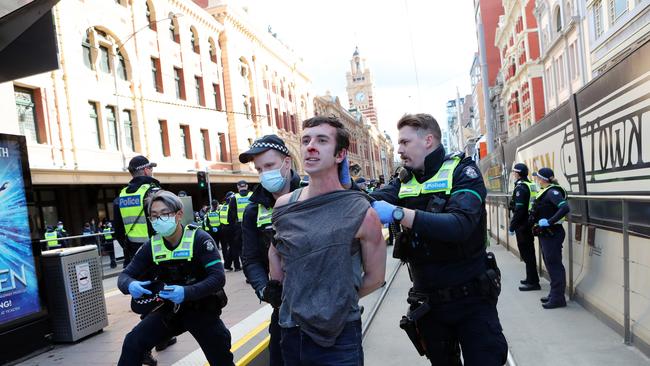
[
  {"left": 235, "top": 192, "right": 252, "bottom": 222},
  {"left": 257, "top": 205, "right": 273, "bottom": 227},
  {"left": 534, "top": 184, "right": 568, "bottom": 223},
  {"left": 151, "top": 226, "right": 197, "bottom": 265},
  {"left": 558, "top": 201, "right": 567, "bottom": 207},
  {"left": 44, "top": 232, "right": 58, "bottom": 248},
  {"left": 398, "top": 157, "right": 462, "bottom": 198},
  {"left": 103, "top": 228, "right": 113, "bottom": 240},
  {"left": 219, "top": 204, "right": 230, "bottom": 225},
  {"left": 205, "top": 259, "right": 222, "bottom": 268},
  {"left": 520, "top": 181, "right": 538, "bottom": 210},
  {"left": 119, "top": 184, "right": 151, "bottom": 243},
  {"left": 451, "top": 188, "right": 482, "bottom": 203}
]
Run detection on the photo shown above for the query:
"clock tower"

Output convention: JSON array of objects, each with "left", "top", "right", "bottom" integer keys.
[{"left": 346, "top": 47, "right": 378, "bottom": 126}]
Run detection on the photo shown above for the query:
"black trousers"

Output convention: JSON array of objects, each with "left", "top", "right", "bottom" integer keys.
[
  {"left": 416, "top": 298, "right": 508, "bottom": 366},
  {"left": 539, "top": 226, "right": 567, "bottom": 304},
  {"left": 515, "top": 225, "right": 539, "bottom": 284},
  {"left": 225, "top": 224, "right": 242, "bottom": 270},
  {"left": 270, "top": 307, "right": 284, "bottom": 366},
  {"left": 118, "top": 308, "right": 233, "bottom": 366}
]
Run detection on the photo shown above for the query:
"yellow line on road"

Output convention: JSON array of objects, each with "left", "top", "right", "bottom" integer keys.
[
  {"left": 236, "top": 336, "right": 270, "bottom": 366},
  {"left": 203, "top": 320, "right": 270, "bottom": 366}
]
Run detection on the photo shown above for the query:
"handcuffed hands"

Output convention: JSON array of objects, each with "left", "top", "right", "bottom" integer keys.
[{"left": 537, "top": 219, "right": 550, "bottom": 227}]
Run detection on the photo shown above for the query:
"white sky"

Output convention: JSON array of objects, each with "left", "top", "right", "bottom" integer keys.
[{"left": 245, "top": 0, "right": 479, "bottom": 145}]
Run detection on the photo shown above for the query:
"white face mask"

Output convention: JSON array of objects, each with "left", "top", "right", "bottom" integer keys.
[{"left": 260, "top": 160, "right": 288, "bottom": 193}]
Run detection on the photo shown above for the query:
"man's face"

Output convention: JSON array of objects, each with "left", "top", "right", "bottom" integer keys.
[
  {"left": 253, "top": 149, "right": 290, "bottom": 175},
  {"left": 238, "top": 184, "right": 248, "bottom": 191},
  {"left": 397, "top": 126, "right": 435, "bottom": 171},
  {"left": 301, "top": 124, "right": 344, "bottom": 175}
]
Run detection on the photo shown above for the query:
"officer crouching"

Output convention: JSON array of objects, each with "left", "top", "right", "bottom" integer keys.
[
  {"left": 371, "top": 113, "right": 508, "bottom": 365},
  {"left": 117, "top": 190, "right": 233, "bottom": 366}
]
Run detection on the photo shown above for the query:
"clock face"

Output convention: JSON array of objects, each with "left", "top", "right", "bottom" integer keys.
[{"left": 355, "top": 91, "right": 366, "bottom": 102}]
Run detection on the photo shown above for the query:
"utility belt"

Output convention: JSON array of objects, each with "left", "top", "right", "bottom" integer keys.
[
  {"left": 183, "top": 289, "right": 229, "bottom": 313},
  {"left": 532, "top": 223, "right": 562, "bottom": 237},
  {"left": 393, "top": 230, "right": 468, "bottom": 263}
]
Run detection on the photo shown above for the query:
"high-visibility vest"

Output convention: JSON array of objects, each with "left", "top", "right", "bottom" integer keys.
[
  {"left": 256, "top": 205, "right": 272, "bottom": 228},
  {"left": 118, "top": 184, "right": 151, "bottom": 243},
  {"left": 533, "top": 184, "right": 568, "bottom": 223},
  {"left": 235, "top": 192, "right": 252, "bottom": 222},
  {"left": 219, "top": 203, "right": 230, "bottom": 225},
  {"left": 519, "top": 180, "right": 538, "bottom": 210},
  {"left": 103, "top": 228, "right": 113, "bottom": 240},
  {"left": 45, "top": 231, "right": 58, "bottom": 248},
  {"left": 398, "top": 156, "right": 462, "bottom": 198},
  {"left": 151, "top": 225, "right": 197, "bottom": 265},
  {"left": 205, "top": 209, "right": 221, "bottom": 231}
]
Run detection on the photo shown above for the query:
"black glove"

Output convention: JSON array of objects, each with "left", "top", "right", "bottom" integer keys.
[{"left": 262, "top": 280, "right": 283, "bottom": 308}]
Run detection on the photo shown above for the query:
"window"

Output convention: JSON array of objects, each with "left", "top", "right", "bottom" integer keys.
[
  {"left": 159, "top": 120, "right": 170, "bottom": 157},
  {"left": 105, "top": 106, "right": 118, "bottom": 149},
  {"left": 174, "top": 67, "right": 185, "bottom": 100},
  {"left": 180, "top": 125, "right": 192, "bottom": 158},
  {"left": 218, "top": 132, "right": 228, "bottom": 162},
  {"left": 88, "top": 102, "right": 101, "bottom": 148},
  {"left": 146, "top": 1, "right": 156, "bottom": 31},
  {"left": 151, "top": 58, "right": 163, "bottom": 92},
  {"left": 609, "top": 0, "right": 628, "bottom": 24},
  {"left": 82, "top": 35, "right": 93, "bottom": 70},
  {"left": 594, "top": 1, "right": 604, "bottom": 37},
  {"left": 209, "top": 40, "right": 217, "bottom": 63},
  {"left": 122, "top": 110, "right": 134, "bottom": 151},
  {"left": 554, "top": 6, "right": 562, "bottom": 33},
  {"left": 201, "top": 129, "right": 211, "bottom": 160},
  {"left": 571, "top": 42, "right": 580, "bottom": 80},
  {"left": 99, "top": 45, "right": 111, "bottom": 73},
  {"left": 169, "top": 17, "right": 179, "bottom": 43},
  {"left": 558, "top": 54, "right": 565, "bottom": 89},
  {"left": 266, "top": 104, "right": 271, "bottom": 126},
  {"left": 282, "top": 112, "right": 288, "bottom": 130},
  {"left": 14, "top": 87, "right": 45, "bottom": 143},
  {"left": 213, "top": 83, "right": 223, "bottom": 111},
  {"left": 243, "top": 96, "right": 250, "bottom": 119},
  {"left": 195, "top": 76, "right": 204, "bottom": 106},
  {"left": 117, "top": 51, "right": 127, "bottom": 80},
  {"left": 190, "top": 27, "right": 200, "bottom": 53},
  {"left": 545, "top": 67, "right": 554, "bottom": 98},
  {"left": 274, "top": 107, "right": 281, "bottom": 128}
]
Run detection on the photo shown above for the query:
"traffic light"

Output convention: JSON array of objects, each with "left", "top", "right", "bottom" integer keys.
[{"left": 196, "top": 171, "right": 207, "bottom": 189}]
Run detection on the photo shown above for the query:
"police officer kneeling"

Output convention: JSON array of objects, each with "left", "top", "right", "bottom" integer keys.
[
  {"left": 117, "top": 190, "right": 234, "bottom": 366},
  {"left": 371, "top": 113, "right": 508, "bottom": 365}
]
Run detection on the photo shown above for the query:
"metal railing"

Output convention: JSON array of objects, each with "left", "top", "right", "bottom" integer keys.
[
  {"left": 39, "top": 231, "right": 114, "bottom": 243},
  {"left": 486, "top": 193, "right": 650, "bottom": 346}
]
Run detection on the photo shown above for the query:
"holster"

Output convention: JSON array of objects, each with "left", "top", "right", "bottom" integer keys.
[
  {"left": 393, "top": 230, "right": 413, "bottom": 260},
  {"left": 399, "top": 296, "right": 431, "bottom": 356},
  {"left": 532, "top": 224, "right": 554, "bottom": 237}
]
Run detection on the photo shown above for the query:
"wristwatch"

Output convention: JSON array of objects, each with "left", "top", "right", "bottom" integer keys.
[{"left": 392, "top": 206, "right": 405, "bottom": 223}]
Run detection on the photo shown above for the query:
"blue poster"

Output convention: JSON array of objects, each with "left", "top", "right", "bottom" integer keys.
[{"left": 0, "top": 137, "right": 42, "bottom": 325}]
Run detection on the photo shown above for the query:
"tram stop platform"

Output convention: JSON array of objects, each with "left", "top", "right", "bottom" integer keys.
[{"left": 13, "top": 240, "right": 650, "bottom": 366}]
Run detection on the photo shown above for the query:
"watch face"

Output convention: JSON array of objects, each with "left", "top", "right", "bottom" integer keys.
[
  {"left": 393, "top": 207, "right": 404, "bottom": 221},
  {"left": 355, "top": 92, "right": 365, "bottom": 102}
]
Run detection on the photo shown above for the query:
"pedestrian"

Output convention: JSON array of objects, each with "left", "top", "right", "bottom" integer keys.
[
  {"left": 55, "top": 220, "right": 69, "bottom": 247},
  {"left": 224, "top": 180, "right": 251, "bottom": 271},
  {"left": 269, "top": 116, "right": 386, "bottom": 366},
  {"left": 103, "top": 221, "right": 117, "bottom": 268},
  {"left": 112, "top": 155, "right": 174, "bottom": 363},
  {"left": 238, "top": 134, "right": 301, "bottom": 366},
  {"left": 203, "top": 199, "right": 221, "bottom": 250},
  {"left": 117, "top": 190, "right": 233, "bottom": 366},
  {"left": 371, "top": 113, "right": 508, "bottom": 365},
  {"left": 530, "top": 167, "right": 570, "bottom": 309},
  {"left": 508, "top": 163, "right": 541, "bottom": 291},
  {"left": 43, "top": 225, "right": 60, "bottom": 250}
]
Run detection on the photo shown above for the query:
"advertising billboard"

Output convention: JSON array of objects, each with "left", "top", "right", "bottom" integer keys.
[{"left": 0, "top": 134, "right": 44, "bottom": 327}]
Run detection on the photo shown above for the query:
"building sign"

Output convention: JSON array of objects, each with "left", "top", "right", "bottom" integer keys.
[{"left": 0, "top": 134, "right": 43, "bottom": 326}]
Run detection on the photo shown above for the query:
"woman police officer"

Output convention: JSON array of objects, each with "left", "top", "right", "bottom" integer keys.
[{"left": 530, "top": 168, "right": 570, "bottom": 309}]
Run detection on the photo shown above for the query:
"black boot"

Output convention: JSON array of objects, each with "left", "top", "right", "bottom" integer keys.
[
  {"left": 142, "top": 350, "right": 157, "bottom": 366},
  {"left": 155, "top": 336, "right": 177, "bottom": 351}
]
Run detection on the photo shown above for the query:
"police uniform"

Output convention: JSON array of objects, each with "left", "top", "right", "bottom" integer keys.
[
  {"left": 113, "top": 175, "right": 161, "bottom": 267},
  {"left": 44, "top": 229, "right": 59, "bottom": 250},
  {"left": 203, "top": 206, "right": 221, "bottom": 249},
  {"left": 224, "top": 190, "right": 251, "bottom": 270},
  {"left": 528, "top": 173, "right": 570, "bottom": 309},
  {"left": 509, "top": 175, "right": 540, "bottom": 288},
  {"left": 117, "top": 225, "right": 233, "bottom": 365},
  {"left": 371, "top": 146, "right": 508, "bottom": 365}
]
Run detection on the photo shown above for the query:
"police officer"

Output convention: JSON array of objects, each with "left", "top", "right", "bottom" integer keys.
[
  {"left": 355, "top": 177, "right": 368, "bottom": 192},
  {"left": 530, "top": 167, "right": 570, "bottom": 309},
  {"left": 203, "top": 200, "right": 221, "bottom": 249},
  {"left": 55, "top": 221, "right": 69, "bottom": 247},
  {"left": 239, "top": 135, "right": 299, "bottom": 366},
  {"left": 508, "top": 163, "right": 540, "bottom": 291},
  {"left": 103, "top": 222, "right": 117, "bottom": 268},
  {"left": 44, "top": 226, "right": 60, "bottom": 250},
  {"left": 117, "top": 190, "right": 233, "bottom": 366},
  {"left": 113, "top": 156, "right": 160, "bottom": 267},
  {"left": 224, "top": 180, "right": 251, "bottom": 271},
  {"left": 371, "top": 113, "right": 507, "bottom": 365}
]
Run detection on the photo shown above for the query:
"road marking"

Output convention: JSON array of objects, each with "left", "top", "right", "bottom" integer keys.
[
  {"left": 104, "top": 289, "right": 121, "bottom": 299},
  {"left": 230, "top": 320, "right": 270, "bottom": 353},
  {"left": 236, "top": 336, "right": 270, "bottom": 366}
]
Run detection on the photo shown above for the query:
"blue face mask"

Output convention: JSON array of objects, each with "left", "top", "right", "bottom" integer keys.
[
  {"left": 151, "top": 216, "right": 178, "bottom": 237},
  {"left": 260, "top": 160, "right": 288, "bottom": 193}
]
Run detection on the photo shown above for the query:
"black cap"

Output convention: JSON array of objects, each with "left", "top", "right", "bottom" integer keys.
[
  {"left": 533, "top": 167, "right": 554, "bottom": 181},
  {"left": 57, "top": 221, "right": 63, "bottom": 225},
  {"left": 239, "top": 135, "right": 290, "bottom": 163},
  {"left": 128, "top": 155, "right": 157, "bottom": 174},
  {"left": 237, "top": 180, "right": 248, "bottom": 187},
  {"left": 512, "top": 163, "right": 528, "bottom": 176}
]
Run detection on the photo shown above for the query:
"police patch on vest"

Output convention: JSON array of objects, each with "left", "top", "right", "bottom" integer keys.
[
  {"left": 119, "top": 195, "right": 141, "bottom": 207},
  {"left": 423, "top": 181, "right": 448, "bottom": 191},
  {"left": 464, "top": 166, "right": 479, "bottom": 179},
  {"left": 173, "top": 250, "right": 191, "bottom": 258},
  {"left": 205, "top": 241, "right": 215, "bottom": 251}
]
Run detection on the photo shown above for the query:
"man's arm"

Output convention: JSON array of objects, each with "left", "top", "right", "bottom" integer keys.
[
  {"left": 357, "top": 208, "right": 386, "bottom": 298},
  {"left": 242, "top": 204, "right": 270, "bottom": 296},
  {"left": 509, "top": 185, "right": 530, "bottom": 231},
  {"left": 398, "top": 162, "right": 486, "bottom": 243},
  {"left": 268, "top": 193, "right": 292, "bottom": 282},
  {"left": 117, "top": 242, "right": 154, "bottom": 294}
]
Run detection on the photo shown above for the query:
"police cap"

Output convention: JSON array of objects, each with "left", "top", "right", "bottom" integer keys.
[
  {"left": 533, "top": 167, "right": 554, "bottom": 181},
  {"left": 512, "top": 163, "right": 529, "bottom": 176},
  {"left": 239, "top": 135, "right": 290, "bottom": 163}
]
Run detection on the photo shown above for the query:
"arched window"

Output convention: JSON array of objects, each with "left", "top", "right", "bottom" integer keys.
[
  {"left": 146, "top": 1, "right": 156, "bottom": 31},
  {"left": 554, "top": 6, "right": 562, "bottom": 33},
  {"left": 82, "top": 33, "right": 93, "bottom": 70},
  {"left": 169, "top": 14, "right": 179, "bottom": 43},
  {"left": 190, "top": 26, "right": 199, "bottom": 53},
  {"left": 208, "top": 38, "right": 218, "bottom": 63}
]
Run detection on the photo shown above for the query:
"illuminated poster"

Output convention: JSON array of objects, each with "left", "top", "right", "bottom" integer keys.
[{"left": 0, "top": 135, "right": 42, "bottom": 326}]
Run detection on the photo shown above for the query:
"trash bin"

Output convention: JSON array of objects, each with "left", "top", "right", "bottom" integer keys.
[{"left": 41, "top": 245, "right": 108, "bottom": 342}]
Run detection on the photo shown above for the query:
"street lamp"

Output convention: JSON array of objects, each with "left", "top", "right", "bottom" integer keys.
[{"left": 111, "top": 13, "right": 184, "bottom": 170}]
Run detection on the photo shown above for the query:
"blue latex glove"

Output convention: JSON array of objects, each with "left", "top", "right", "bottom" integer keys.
[
  {"left": 339, "top": 155, "right": 351, "bottom": 187},
  {"left": 128, "top": 280, "right": 152, "bottom": 299},
  {"left": 159, "top": 285, "right": 185, "bottom": 304},
  {"left": 212, "top": 227, "right": 219, "bottom": 232},
  {"left": 508, "top": 230, "right": 515, "bottom": 236},
  {"left": 372, "top": 200, "right": 396, "bottom": 225},
  {"left": 538, "top": 219, "right": 550, "bottom": 227}
]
